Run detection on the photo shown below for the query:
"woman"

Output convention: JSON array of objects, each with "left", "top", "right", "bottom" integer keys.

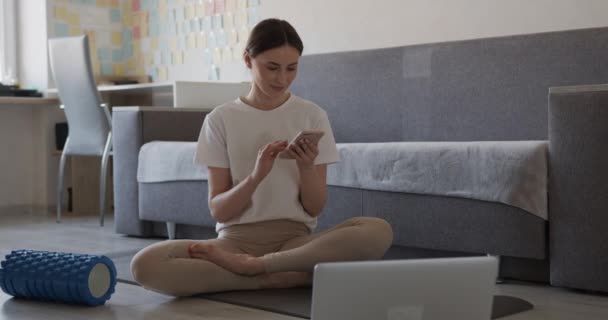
[{"left": 131, "top": 18, "right": 393, "bottom": 297}]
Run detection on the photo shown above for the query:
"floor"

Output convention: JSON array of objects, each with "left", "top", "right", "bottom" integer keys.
[{"left": 1, "top": 206, "right": 607, "bottom": 319}]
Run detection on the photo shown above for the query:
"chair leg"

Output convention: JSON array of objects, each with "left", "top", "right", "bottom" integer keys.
[
  {"left": 99, "top": 133, "right": 112, "bottom": 227},
  {"left": 487, "top": 254, "right": 503, "bottom": 283},
  {"left": 166, "top": 222, "right": 176, "bottom": 240},
  {"left": 56, "top": 138, "right": 70, "bottom": 223}
]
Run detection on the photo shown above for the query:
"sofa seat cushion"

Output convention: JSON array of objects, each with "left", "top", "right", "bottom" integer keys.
[
  {"left": 138, "top": 141, "right": 208, "bottom": 183},
  {"left": 137, "top": 140, "right": 548, "bottom": 220},
  {"left": 329, "top": 141, "right": 548, "bottom": 220}
]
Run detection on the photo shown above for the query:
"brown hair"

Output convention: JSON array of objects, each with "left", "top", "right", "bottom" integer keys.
[{"left": 245, "top": 19, "right": 304, "bottom": 57}]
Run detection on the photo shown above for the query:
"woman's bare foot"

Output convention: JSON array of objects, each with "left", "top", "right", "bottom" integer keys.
[
  {"left": 188, "top": 242, "right": 265, "bottom": 275},
  {"left": 261, "top": 272, "right": 313, "bottom": 289}
]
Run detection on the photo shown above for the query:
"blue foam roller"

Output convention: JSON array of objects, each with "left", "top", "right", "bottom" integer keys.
[{"left": 0, "top": 250, "right": 117, "bottom": 306}]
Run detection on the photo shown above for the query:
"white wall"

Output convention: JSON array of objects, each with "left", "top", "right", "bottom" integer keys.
[
  {"left": 0, "top": 0, "right": 18, "bottom": 84},
  {"left": 17, "top": 0, "right": 50, "bottom": 90},
  {"left": 260, "top": 0, "right": 608, "bottom": 55}
]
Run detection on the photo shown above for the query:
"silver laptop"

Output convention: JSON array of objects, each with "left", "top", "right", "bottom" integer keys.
[{"left": 311, "top": 256, "right": 498, "bottom": 320}]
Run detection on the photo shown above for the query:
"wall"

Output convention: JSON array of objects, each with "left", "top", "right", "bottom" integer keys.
[
  {"left": 17, "top": 0, "right": 51, "bottom": 90},
  {"left": 0, "top": 0, "right": 18, "bottom": 84},
  {"left": 20, "top": 0, "right": 608, "bottom": 86},
  {"left": 48, "top": 0, "right": 261, "bottom": 82},
  {"left": 259, "top": 0, "right": 608, "bottom": 55},
  {"left": 49, "top": 0, "right": 124, "bottom": 78}
]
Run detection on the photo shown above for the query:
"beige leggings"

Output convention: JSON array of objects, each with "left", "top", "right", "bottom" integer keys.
[{"left": 130, "top": 217, "right": 393, "bottom": 296}]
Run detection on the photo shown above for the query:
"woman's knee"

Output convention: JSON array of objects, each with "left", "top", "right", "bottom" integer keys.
[
  {"left": 131, "top": 240, "right": 192, "bottom": 285},
  {"left": 130, "top": 249, "right": 184, "bottom": 297},
  {"left": 130, "top": 242, "right": 177, "bottom": 285},
  {"left": 353, "top": 217, "right": 394, "bottom": 251},
  {"left": 130, "top": 248, "right": 155, "bottom": 286}
]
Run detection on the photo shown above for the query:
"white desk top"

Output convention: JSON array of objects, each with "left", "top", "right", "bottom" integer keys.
[
  {"left": 45, "top": 82, "right": 173, "bottom": 95},
  {"left": 113, "top": 106, "right": 206, "bottom": 112},
  {"left": 97, "top": 81, "right": 173, "bottom": 92},
  {"left": 44, "top": 80, "right": 250, "bottom": 109},
  {"left": 0, "top": 96, "right": 60, "bottom": 106}
]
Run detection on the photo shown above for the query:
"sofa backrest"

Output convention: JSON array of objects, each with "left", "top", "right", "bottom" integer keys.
[{"left": 290, "top": 27, "right": 608, "bottom": 143}]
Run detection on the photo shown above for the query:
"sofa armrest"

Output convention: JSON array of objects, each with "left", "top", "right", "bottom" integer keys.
[
  {"left": 112, "top": 107, "right": 208, "bottom": 236},
  {"left": 548, "top": 85, "right": 608, "bottom": 292}
]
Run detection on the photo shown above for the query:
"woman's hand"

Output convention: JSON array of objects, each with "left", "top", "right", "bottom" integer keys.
[
  {"left": 251, "top": 140, "right": 288, "bottom": 183},
  {"left": 286, "top": 138, "right": 319, "bottom": 169}
]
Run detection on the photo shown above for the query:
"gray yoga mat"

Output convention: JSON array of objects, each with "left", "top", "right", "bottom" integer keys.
[{"left": 108, "top": 251, "right": 533, "bottom": 319}]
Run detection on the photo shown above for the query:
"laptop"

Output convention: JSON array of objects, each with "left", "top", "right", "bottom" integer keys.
[{"left": 311, "top": 256, "right": 498, "bottom": 320}]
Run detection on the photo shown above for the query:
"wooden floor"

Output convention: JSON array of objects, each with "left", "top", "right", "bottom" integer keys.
[{"left": 1, "top": 206, "right": 607, "bottom": 320}]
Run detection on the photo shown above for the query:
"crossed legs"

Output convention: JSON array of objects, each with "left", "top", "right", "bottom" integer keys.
[
  {"left": 189, "top": 217, "right": 393, "bottom": 275},
  {"left": 131, "top": 238, "right": 260, "bottom": 296},
  {"left": 131, "top": 238, "right": 311, "bottom": 296},
  {"left": 131, "top": 217, "right": 393, "bottom": 296}
]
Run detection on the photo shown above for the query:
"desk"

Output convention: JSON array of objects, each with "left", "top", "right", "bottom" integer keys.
[
  {"left": 46, "top": 82, "right": 174, "bottom": 107},
  {"left": 46, "top": 81, "right": 173, "bottom": 94},
  {"left": 3, "top": 82, "right": 246, "bottom": 211},
  {"left": 0, "top": 96, "right": 109, "bottom": 216},
  {"left": 0, "top": 97, "right": 62, "bottom": 209},
  {"left": 45, "top": 80, "right": 251, "bottom": 109},
  {"left": 0, "top": 97, "right": 60, "bottom": 106}
]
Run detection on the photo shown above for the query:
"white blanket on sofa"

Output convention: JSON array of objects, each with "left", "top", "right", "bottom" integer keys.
[
  {"left": 327, "top": 141, "right": 548, "bottom": 220},
  {"left": 137, "top": 140, "right": 548, "bottom": 220}
]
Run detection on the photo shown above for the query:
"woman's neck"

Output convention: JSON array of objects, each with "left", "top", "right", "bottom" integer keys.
[{"left": 244, "top": 87, "right": 290, "bottom": 111}]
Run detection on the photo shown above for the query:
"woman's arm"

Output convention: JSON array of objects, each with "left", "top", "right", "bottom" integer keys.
[
  {"left": 298, "top": 164, "right": 328, "bottom": 217},
  {"left": 285, "top": 138, "right": 329, "bottom": 217},
  {"left": 207, "top": 167, "right": 260, "bottom": 223},
  {"left": 207, "top": 140, "right": 288, "bottom": 223}
]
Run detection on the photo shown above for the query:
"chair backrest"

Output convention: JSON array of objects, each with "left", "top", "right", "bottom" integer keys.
[{"left": 48, "top": 35, "right": 110, "bottom": 156}]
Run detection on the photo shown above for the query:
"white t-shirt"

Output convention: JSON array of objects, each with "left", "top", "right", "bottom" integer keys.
[{"left": 194, "top": 94, "right": 340, "bottom": 232}]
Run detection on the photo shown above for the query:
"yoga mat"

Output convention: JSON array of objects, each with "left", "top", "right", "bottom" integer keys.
[
  {"left": 197, "top": 288, "right": 533, "bottom": 319},
  {"left": 109, "top": 250, "right": 533, "bottom": 319}
]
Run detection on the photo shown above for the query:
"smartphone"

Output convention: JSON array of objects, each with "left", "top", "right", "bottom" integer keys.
[{"left": 279, "top": 130, "right": 325, "bottom": 159}]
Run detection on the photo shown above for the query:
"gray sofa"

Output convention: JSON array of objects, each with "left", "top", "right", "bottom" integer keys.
[{"left": 113, "top": 27, "right": 608, "bottom": 293}]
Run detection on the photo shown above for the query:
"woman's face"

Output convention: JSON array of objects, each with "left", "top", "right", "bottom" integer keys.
[{"left": 245, "top": 45, "right": 300, "bottom": 99}]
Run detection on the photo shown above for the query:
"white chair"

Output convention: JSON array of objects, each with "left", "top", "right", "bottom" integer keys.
[{"left": 48, "top": 35, "right": 112, "bottom": 226}]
